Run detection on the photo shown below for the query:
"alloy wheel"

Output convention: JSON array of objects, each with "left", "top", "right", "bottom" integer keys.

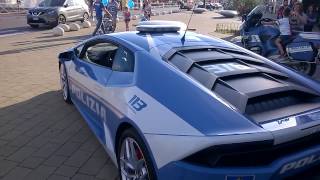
[
  {"left": 59, "top": 64, "right": 68, "bottom": 101},
  {"left": 58, "top": 15, "right": 66, "bottom": 24},
  {"left": 83, "top": 12, "right": 89, "bottom": 21},
  {"left": 119, "top": 137, "right": 150, "bottom": 180}
]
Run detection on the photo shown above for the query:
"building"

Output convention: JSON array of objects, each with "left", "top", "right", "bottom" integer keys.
[
  {"left": 22, "top": 0, "right": 40, "bottom": 8},
  {"left": 0, "top": 0, "right": 16, "bottom": 4}
]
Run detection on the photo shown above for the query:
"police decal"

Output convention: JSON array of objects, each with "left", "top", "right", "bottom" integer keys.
[
  {"left": 128, "top": 95, "right": 147, "bottom": 113},
  {"left": 70, "top": 83, "right": 107, "bottom": 121}
]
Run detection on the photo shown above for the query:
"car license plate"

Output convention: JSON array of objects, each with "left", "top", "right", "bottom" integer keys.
[{"left": 33, "top": 17, "right": 39, "bottom": 20}]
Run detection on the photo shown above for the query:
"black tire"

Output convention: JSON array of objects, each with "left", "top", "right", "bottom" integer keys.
[
  {"left": 59, "top": 63, "right": 72, "bottom": 104},
  {"left": 82, "top": 12, "right": 89, "bottom": 22},
  {"left": 306, "top": 63, "right": 316, "bottom": 76},
  {"left": 289, "top": 62, "right": 316, "bottom": 76},
  {"left": 30, "top": 24, "right": 39, "bottom": 28},
  {"left": 58, "top": 14, "right": 66, "bottom": 24},
  {"left": 117, "top": 128, "right": 157, "bottom": 180}
]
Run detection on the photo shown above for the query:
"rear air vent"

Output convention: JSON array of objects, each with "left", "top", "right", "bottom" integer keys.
[
  {"left": 166, "top": 47, "right": 320, "bottom": 123},
  {"left": 246, "top": 91, "right": 320, "bottom": 123}
]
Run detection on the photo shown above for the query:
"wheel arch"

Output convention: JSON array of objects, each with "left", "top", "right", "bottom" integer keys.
[
  {"left": 115, "top": 122, "right": 133, "bottom": 155},
  {"left": 114, "top": 121, "right": 159, "bottom": 172},
  {"left": 58, "top": 13, "right": 67, "bottom": 22}
]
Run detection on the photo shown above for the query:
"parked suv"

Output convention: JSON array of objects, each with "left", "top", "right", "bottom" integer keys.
[{"left": 27, "top": 0, "right": 89, "bottom": 28}]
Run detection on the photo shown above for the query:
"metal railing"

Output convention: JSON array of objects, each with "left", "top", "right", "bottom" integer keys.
[{"left": 0, "top": 2, "right": 24, "bottom": 13}]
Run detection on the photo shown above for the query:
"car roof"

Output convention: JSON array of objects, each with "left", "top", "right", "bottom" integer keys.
[{"left": 108, "top": 31, "right": 233, "bottom": 56}]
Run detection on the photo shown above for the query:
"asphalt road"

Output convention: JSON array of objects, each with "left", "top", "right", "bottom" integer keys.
[{"left": 0, "top": 14, "right": 40, "bottom": 38}]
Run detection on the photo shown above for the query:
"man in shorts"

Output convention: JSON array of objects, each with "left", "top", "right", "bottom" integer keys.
[
  {"left": 92, "top": 0, "right": 112, "bottom": 36},
  {"left": 275, "top": 8, "right": 292, "bottom": 57},
  {"left": 107, "top": 0, "right": 120, "bottom": 32}
]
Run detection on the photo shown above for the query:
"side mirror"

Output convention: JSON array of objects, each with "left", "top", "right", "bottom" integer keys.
[
  {"left": 242, "top": 14, "right": 247, "bottom": 22},
  {"left": 64, "top": 4, "right": 68, "bottom": 7},
  {"left": 58, "top": 50, "right": 74, "bottom": 61}
]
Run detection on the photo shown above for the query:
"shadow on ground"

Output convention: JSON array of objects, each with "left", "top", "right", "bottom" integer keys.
[
  {"left": 0, "top": 26, "right": 51, "bottom": 35},
  {"left": 11, "top": 34, "right": 91, "bottom": 46},
  {"left": 0, "top": 91, "right": 118, "bottom": 180},
  {"left": 0, "top": 42, "right": 74, "bottom": 56}
]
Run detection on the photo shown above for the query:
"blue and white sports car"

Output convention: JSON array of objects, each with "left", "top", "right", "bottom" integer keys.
[{"left": 58, "top": 21, "right": 320, "bottom": 180}]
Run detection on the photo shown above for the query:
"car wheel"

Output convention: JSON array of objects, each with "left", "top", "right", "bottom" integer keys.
[
  {"left": 30, "top": 24, "right": 39, "bottom": 28},
  {"left": 59, "top": 63, "right": 72, "bottom": 104},
  {"left": 58, "top": 14, "right": 66, "bottom": 24},
  {"left": 290, "top": 62, "right": 316, "bottom": 76},
  {"left": 82, "top": 12, "right": 89, "bottom": 22},
  {"left": 117, "top": 128, "right": 157, "bottom": 180}
]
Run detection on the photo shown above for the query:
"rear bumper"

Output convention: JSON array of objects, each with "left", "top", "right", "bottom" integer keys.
[{"left": 157, "top": 144, "right": 320, "bottom": 180}]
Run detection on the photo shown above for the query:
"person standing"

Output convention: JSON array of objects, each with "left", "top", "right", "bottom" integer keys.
[
  {"left": 88, "top": 0, "right": 94, "bottom": 20},
  {"left": 107, "top": 0, "right": 120, "bottom": 32},
  {"left": 305, "top": 4, "right": 317, "bottom": 32},
  {"left": 142, "top": 0, "right": 151, "bottom": 21},
  {"left": 288, "top": 0, "right": 297, "bottom": 9},
  {"left": 275, "top": 8, "right": 292, "bottom": 57},
  {"left": 290, "top": 2, "right": 307, "bottom": 34},
  {"left": 92, "top": 0, "right": 112, "bottom": 36},
  {"left": 123, "top": 6, "right": 131, "bottom": 31},
  {"left": 277, "top": 0, "right": 289, "bottom": 19}
]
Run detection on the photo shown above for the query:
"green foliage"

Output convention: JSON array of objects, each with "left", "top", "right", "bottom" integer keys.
[{"left": 224, "top": 0, "right": 261, "bottom": 15}]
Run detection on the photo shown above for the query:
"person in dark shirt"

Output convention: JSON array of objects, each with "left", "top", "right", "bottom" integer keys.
[
  {"left": 142, "top": 0, "right": 151, "bottom": 20},
  {"left": 123, "top": 6, "right": 131, "bottom": 31},
  {"left": 288, "top": 0, "right": 297, "bottom": 9},
  {"left": 305, "top": 4, "right": 317, "bottom": 32},
  {"left": 277, "top": 0, "right": 290, "bottom": 19},
  {"left": 290, "top": 2, "right": 307, "bottom": 34},
  {"left": 107, "top": 0, "right": 120, "bottom": 32},
  {"left": 92, "top": 0, "right": 112, "bottom": 36},
  {"left": 88, "top": 0, "right": 94, "bottom": 20}
]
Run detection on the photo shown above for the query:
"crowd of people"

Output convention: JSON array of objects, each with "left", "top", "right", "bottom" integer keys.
[
  {"left": 88, "top": 0, "right": 152, "bottom": 36},
  {"left": 274, "top": 0, "right": 320, "bottom": 57},
  {"left": 277, "top": 0, "right": 319, "bottom": 32}
]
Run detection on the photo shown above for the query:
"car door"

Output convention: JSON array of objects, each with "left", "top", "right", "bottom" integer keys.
[
  {"left": 101, "top": 45, "right": 136, "bottom": 157},
  {"left": 64, "top": 0, "right": 77, "bottom": 21},
  {"left": 68, "top": 39, "right": 119, "bottom": 143},
  {"left": 73, "top": 0, "right": 86, "bottom": 20}
]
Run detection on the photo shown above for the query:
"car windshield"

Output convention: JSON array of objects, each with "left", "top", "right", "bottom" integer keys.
[
  {"left": 247, "top": 5, "right": 275, "bottom": 19},
  {"left": 38, "top": 0, "right": 65, "bottom": 7}
]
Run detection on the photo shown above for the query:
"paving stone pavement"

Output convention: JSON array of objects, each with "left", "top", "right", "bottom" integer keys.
[{"left": 0, "top": 11, "right": 319, "bottom": 180}]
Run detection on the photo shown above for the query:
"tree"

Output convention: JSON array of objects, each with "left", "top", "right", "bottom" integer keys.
[{"left": 226, "top": 0, "right": 261, "bottom": 15}]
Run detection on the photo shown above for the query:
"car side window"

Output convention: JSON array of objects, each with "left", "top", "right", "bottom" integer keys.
[
  {"left": 73, "top": 0, "right": 81, "bottom": 6},
  {"left": 66, "top": 0, "right": 75, "bottom": 6},
  {"left": 112, "top": 47, "right": 134, "bottom": 72},
  {"left": 79, "top": 42, "right": 118, "bottom": 69}
]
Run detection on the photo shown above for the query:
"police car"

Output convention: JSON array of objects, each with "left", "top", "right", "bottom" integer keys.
[{"left": 58, "top": 21, "right": 320, "bottom": 180}]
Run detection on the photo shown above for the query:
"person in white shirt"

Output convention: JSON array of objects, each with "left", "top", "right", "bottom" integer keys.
[{"left": 275, "top": 7, "right": 292, "bottom": 57}]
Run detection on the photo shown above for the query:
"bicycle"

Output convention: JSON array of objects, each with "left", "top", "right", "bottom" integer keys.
[{"left": 97, "top": 15, "right": 114, "bottom": 35}]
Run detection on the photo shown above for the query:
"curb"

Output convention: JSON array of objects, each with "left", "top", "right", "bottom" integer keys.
[{"left": 0, "top": 11, "right": 27, "bottom": 16}]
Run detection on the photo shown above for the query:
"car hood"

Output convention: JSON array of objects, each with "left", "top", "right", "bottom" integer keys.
[{"left": 30, "top": 7, "right": 59, "bottom": 12}]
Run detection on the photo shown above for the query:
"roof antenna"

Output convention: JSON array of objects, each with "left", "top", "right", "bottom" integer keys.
[{"left": 181, "top": 3, "right": 196, "bottom": 45}]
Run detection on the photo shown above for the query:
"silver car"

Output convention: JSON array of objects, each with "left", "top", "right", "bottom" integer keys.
[{"left": 27, "top": 0, "right": 89, "bottom": 28}]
